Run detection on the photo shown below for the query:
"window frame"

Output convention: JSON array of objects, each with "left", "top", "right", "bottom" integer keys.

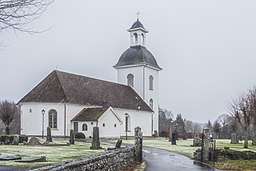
[{"left": 48, "top": 109, "right": 57, "bottom": 129}]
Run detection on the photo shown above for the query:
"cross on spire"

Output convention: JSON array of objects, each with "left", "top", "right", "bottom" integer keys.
[{"left": 136, "top": 11, "right": 140, "bottom": 20}]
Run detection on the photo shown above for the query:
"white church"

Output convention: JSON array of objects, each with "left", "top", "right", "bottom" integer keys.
[{"left": 18, "top": 18, "right": 162, "bottom": 138}]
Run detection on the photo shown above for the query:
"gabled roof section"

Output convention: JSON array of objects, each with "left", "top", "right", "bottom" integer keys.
[
  {"left": 18, "top": 71, "right": 67, "bottom": 103},
  {"left": 19, "top": 70, "right": 153, "bottom": 112},
  {"left": 71, "top": 108, "right": 108, "bottom": 121}
]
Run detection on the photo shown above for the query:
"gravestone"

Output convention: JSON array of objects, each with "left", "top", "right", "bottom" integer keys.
[
  {"left": 0, "top": 155, "right": 22, "bottom": 161},
  {"left": 171, "top": 132, "right": 176, "bottom": 145},
  {"left": 12, "top": 136, "right": 19, "bottom": 145},
  {"left": 46, "top": 127, "right": 53, "bottom": 142},
  {"left": 252, "top": 132, "right": 256, "bottom": 146},
  {"left": 192, "top": 133, "right": 202, "bottom": 146},
  {"left": 16, "top": 156, "right": 46, "bottom": 162},
  {"left": 202, "top": 128, "right": 210, "bottom": 161},
  {"left": 230, "top": 133, "right": 239, "bottom": 144},
  {"left": 90, "top": 127, "right": 101, "bottom": 149},
  {"left": 168, "top": 127, "right": 172, "bottom": 142},
  {"left": 27, "top": 137, "right": 41, "bottom": 146},
  {"left": 115, "top": 139, "right": 122, "bottom": 148},
  {"left": 69, "top": 129, "right": 75, "bottom": 145},
  {"left": 135, "top": 126, "right": 143, "bottom": 162}
]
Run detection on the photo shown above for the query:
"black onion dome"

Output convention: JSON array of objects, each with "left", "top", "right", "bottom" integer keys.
[
  {"left": 114, "top": 45, "right": 162, "bottom": 70},
  {"left": 130, "top": 19, "right": 146, "bottom": 30}
]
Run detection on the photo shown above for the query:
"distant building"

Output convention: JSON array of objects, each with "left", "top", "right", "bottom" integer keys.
[{"left": 18, "top": 18, "right": 161, "bottom": 137}]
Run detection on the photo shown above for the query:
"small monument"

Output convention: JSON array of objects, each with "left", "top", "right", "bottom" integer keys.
[
  {"left": 115, "top": 139, "right": 122, "bottom": 148},
  {"left": 230, "top": 133, "right": 239, "bottom": 144},
  {"left": 251, "top": 132, "right": 256, "bottom": 146},
  {"left": 135, "top": 126, "right": 143, "bottom": 162},
  {"left": 168, "top": 127, "right": 172, "bottom": 142},
  {"left": 171, "top": 132, "right": 176, "bottom": 145},
  {"left": 192, "top": 133, "right": 202, "bottom": 147},
  {"left": 202, "top": 128, "right": 210, "bottom": 161},
  {"left": 69, "top": 129, "right": 75, "bottom": 145},
  {"left": 27, "top": 137, "right": 42, "bottom": 146},
  {"left": 90, "top": 127, "right": 101, "bottom": 149},
  {"left": 46, "top": 127, "right": 53, "bottom": 142},
  {"left": 12, "top": 136, "right": 19, "bottom": 145}
]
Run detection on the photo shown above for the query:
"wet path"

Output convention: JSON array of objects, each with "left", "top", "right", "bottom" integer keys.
[{"left": 143, "top": 147, "right": 221, "bottom": 171}]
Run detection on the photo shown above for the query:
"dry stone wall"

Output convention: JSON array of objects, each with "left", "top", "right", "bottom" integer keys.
[{"left": 31, "top": 147, "right": 135, "bottom": 171}]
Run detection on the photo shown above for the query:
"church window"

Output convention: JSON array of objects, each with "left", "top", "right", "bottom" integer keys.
[
  {"left": 91, "top": 122, "right": 93, "bottom": 125},
  {"left": 48, "top": 109, "right": 57, "bottom": 128},
  {"left": 127, "top": 74, "right": 134, "bottom": 87},
  {"left": 29, "top": 109, "right": 32, "bottom": 113},
  {"left": 125, "top": 113, "right": 131, "bottom": 131},
  {"left": 82, "top": 123, "right": 88, "bottom": 131},
  {"left": 133, "top": 33, "right": 138, "bottom": 44},
  {"left": 149, "top": 75, "right": 153, "bottom": 90},
  {"left": 149, "top": 99, "right": 153, "bottom": 110},
  {"left": 141, "top": 33, "right": 145, "bottom": 45},
  {"left": 103, "top": 123, "right": 105, "bottom": 127},
  {"left": 114, "top": 124, "right": 117, "bottom": 127}
]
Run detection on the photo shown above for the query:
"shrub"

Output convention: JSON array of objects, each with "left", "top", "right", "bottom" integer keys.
[
  {"left": 75, "top": 132, "right": 85, "bottom": 139},
  {"left": 19, "top": 135, "right": 28, "bottom": 143},
  {"left": 0, "top": 135, "right": 15, "bottom": 144}
]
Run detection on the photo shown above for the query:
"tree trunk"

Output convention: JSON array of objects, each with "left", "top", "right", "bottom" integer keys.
[
  {"left": 244, "top": 128, "right": 249, "bottom": 148},
  {"left": 5, "top": 126, "right": 10, "bottom": 135}
]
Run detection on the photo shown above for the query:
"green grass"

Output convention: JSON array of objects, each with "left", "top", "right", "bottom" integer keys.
[
  {"left": 0, "top": 138, "right": 106, "bottom": 168},
  {"left": 105, "top": 137, "right": 256, "bottom": 171}
]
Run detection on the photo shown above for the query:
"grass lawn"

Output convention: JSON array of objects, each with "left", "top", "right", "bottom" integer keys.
[
  {"left": 105, "top": 137, "right": 256, "bottom": 171},
  {"left": 0, "top": 138, "right": 107, "bottom": 168}
]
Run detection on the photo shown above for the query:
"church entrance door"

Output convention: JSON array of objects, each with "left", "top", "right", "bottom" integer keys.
[{"left": 74, "top": 122, "right": 78, "bottom": 133}]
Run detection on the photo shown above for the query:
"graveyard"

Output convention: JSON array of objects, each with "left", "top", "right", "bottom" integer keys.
[{"left": 0, "top": 138, "right": 106, "bottom": 168}]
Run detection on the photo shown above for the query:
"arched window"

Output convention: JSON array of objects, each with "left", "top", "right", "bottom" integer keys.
[
  {"left": 127, "top": 74, "right": 134, "bottom": 87},
  {"left": 149, "top": 75, "right": 154, "bottom": 90},
  {"left": 48, "top": 109, "right": 57, "bottom": 128},
  {"left": 149, "top": 99, "right": 153, "bottom": 110},
  {"left": 141, "top": 33, "right": 145, "bottom": 45},
  {"left": 133, "top": 33, "right": 138, "bottom": 44},
  {"left": 82, "top": 123, "right": 88, "bottom": 131},
  {"left": 125, "top": 113, "right": 131, "bottom": 131}
]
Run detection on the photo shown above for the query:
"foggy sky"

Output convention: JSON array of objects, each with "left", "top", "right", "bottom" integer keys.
[{"left": 1, "top": 0, "right": 256, "bottom": 123}]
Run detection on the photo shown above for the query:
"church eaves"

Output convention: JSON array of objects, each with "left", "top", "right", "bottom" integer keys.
[{"left": 18, "top": 70, "right": 153, "bottom": 112}]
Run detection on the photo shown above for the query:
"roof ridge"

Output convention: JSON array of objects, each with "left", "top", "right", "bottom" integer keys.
[
  {"left": 55, "top": 70, "right": 135, "bottom": 90},
  {"left": 54, "top": 70, "right": 68, "bottom": 103}
]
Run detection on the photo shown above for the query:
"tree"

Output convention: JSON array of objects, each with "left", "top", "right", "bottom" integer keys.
[
  {"left": 229, "top": 117, "right": 239, "bottom": 133},
  {"left": 174, "top": 114, "right": 187, "bottom": 139},
  {"left": 159, "top": 107, "right": 173, "bottom": 137},
  {"left": 0, "top": 0, "right": 53, "bottom": 33},
  {"left": 0, "top": 100, "right": 18, "bottom": 134},
  {"left": 206, "top": 120, "right": 212, "bottom": 132},
  {"left": 213, "top": 121, "right": 221, "bottom": 138},
  {"left": 184, "top": 119, "right": 192, "bottom": 133},
  {"left": 229, "top": 87, "right": 256, "bottom": 148}
]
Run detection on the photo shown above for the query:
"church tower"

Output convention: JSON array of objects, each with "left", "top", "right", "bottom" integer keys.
[{"left": 114, "top": 17, "right": 162, "bottom": 135}]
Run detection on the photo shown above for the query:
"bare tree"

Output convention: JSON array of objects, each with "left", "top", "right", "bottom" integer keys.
[
  {"left": 0, "top": 100, "right": 18, "bottom": 134},
  {"left": 229, "top": 87, "right": 256, "bottom": 148},
  {"left": 213, "top": 121, "right": 221, "bottom": 139},
  {"left": 0, "top": 0, "right": 53, "bottom": 33}
]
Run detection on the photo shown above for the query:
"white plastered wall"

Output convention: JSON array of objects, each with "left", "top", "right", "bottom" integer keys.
[
  {"left": 114, "top": 108, "right": 152, "bottom": 136},
  {"left": 116, "top": 65, "right": 160, "bottom": 134}
]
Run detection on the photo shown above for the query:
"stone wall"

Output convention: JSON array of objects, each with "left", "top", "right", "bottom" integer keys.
[{"left": 31, "top": 147, "right": 136, "bottom": 171}]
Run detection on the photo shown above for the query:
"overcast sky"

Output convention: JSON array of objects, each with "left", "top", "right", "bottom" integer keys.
[{"left": 1, "top": 0, "right": 256, "bottom": 123}]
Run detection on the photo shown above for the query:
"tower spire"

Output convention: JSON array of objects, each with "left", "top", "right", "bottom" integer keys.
[{"left": 136, "top": 11, "right": 141, "bottom": 20}]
